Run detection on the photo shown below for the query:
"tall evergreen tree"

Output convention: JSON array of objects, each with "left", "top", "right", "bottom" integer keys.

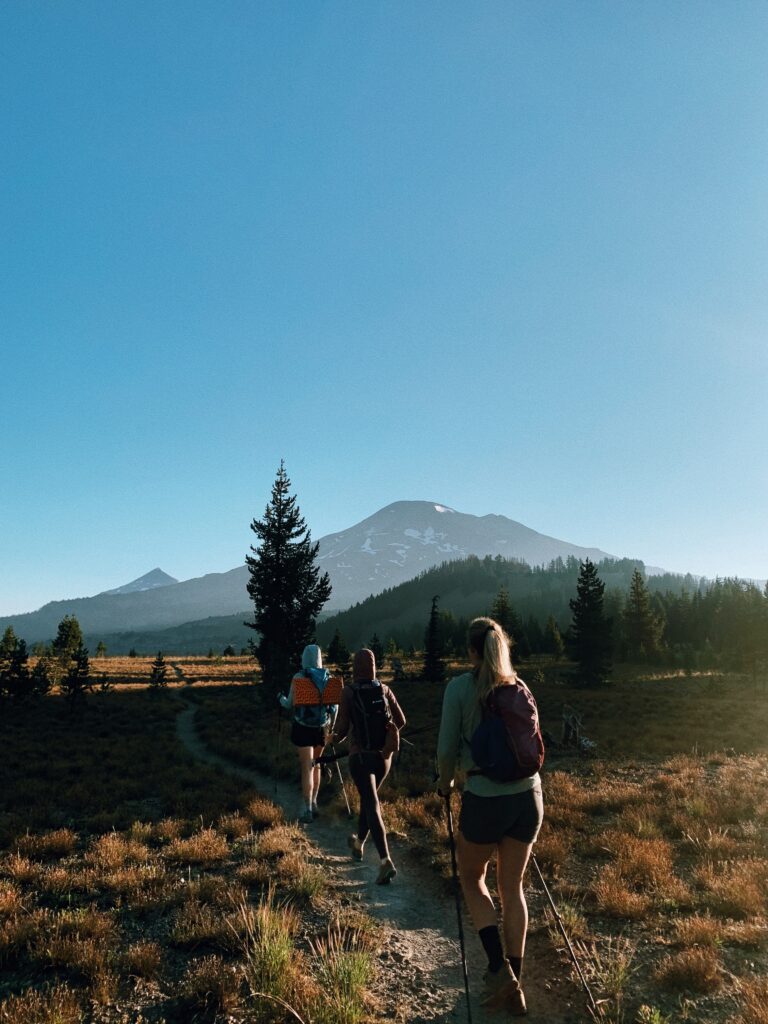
[
  {"left": 543, "top": 615, "right": 565, "bottom": 660},
  {"left": 490, "top": 586, "right": 528, "bottom": 662},
  {"left": 0, "top": 629, "right": 32, "bottom": 702},
  {"left": 622, "top": 568, "right": 663, "bottom": 660},
  {"left": 59, "top": 642, "right": 92, "bottom": 710},
  {"left": 368, "top": 633, "right": 384, "bottom": 670},
  {"left": 327, "top": 628, "right": 351, "bottom": 675},
  {"left": 569, "top": 560, "right": 613, "bottom": 685},
  {"left": 422, "top": 595, "right": 446, "bottom": 682},
  {"left": 52, "top": 615, "right": 84, "bottom": 664},
  {"left": 245, "top": 462, "right": 331, "bottom": 699}
]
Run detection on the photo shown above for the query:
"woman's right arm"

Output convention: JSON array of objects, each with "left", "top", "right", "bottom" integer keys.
[
  {"left": 279, "top": 679, "right": 295, "bottom": 710},
  {"left": 331, "top": 687, "right": 351, "bottom": 744}
]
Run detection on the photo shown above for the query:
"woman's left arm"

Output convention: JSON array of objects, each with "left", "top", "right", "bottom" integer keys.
[{"left": 436, "top": 681, "right": 460, "bottom": 794}]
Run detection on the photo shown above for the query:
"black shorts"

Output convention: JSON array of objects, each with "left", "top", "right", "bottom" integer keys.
[
  {"left": 290, "top": 722, "right": 326, "bottom": 749},
  {"left": 459, "top": 784, "right": 544, "bottom": 845}
]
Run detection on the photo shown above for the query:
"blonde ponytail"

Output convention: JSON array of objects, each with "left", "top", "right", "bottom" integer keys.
[{"left": 467, "top": 616, "right": 517, "bottom": 706}]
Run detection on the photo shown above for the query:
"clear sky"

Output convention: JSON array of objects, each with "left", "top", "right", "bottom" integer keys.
[{"left": 2, "top": 1, "right": 768, "bottom": 615}]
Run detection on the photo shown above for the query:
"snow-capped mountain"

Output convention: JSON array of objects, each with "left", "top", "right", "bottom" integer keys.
[
  {"left": 316, "top": 501, "right": 615, "bottom": 610},
  {"left": 101, "top": 568, "right": 178, "bottom": 596},
  {"left": 0, "top": 501, "right": 618, "bottom": 642}
]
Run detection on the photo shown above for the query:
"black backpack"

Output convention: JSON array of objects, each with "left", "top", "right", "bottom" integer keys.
[{"left": 350, "top": 680, "right": 392, "bottom": 751}]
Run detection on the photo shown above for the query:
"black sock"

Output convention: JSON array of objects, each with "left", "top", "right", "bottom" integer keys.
[
  {"left": 508, "top": 956, "right": 522, "bottom": 980},
  {"left": 479, "top": 925, "right": 505, "bottom": 973}
]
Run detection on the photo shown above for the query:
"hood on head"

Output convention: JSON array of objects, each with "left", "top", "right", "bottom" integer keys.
[
  {"left": 301, "top": 644, "right": 323, "bottom": 671},
  {"left": 353, "top": 648, "right": 376, "bottom": 681}
]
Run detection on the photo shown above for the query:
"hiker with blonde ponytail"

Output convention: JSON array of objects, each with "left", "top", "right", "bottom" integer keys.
[{"left": 437, "top": 617, "right": 544, "bottom": 1017}]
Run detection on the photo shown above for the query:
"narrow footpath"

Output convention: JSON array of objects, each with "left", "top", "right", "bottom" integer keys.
[{"left": 171, "top": 678, "right": 585, "bottom": 1024}]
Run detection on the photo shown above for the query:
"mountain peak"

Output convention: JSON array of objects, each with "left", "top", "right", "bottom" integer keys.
[{"left": 102, "top": 568, "right": 178, "bottom": 597}]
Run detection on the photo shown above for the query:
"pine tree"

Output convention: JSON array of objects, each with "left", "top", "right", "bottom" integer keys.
[
  {"left": 96, "top": 641, "right": 107, "bottom": 658},
  {"left": 490, "top": 586, "right": 527, "bottom": 663},
  {"left": 544, "top": 615, "right": 565, "bottom": 660},
  {"left": 368, "top": 633, "right": 384, "bottom": 670},
  {"left": 149, "top": 651, "right": 168, "bottom": 690},
  {"left": 0, "top": 629, "right": 32, "bottom": 702},
  {"left": 60, "top": 642, "right": 92, "bottom": 711},
  {"left": 52, "top": 615, "right": 84, "bottom": 664},
  {"left": 422, "top": 595, "right": 446, "bottom": 682},
  {"left": 568, "top": 560, "right": 613, "bottom": 686},
  {"left": 327, "top": 629, "right": 351, "bottom": 676},
  {"left": 246, "top": 462, "right": 332, "bottom": 700},
  {"left": 622, "top": 568, "right": 663, "bottom": 660}
]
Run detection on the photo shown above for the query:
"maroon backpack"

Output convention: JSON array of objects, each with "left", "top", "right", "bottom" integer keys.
[{"left": 469, "top": 680, "right": 545, "bottom": 782}]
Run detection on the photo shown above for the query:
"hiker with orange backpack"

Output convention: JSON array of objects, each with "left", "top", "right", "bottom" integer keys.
[
  {"left": 436, "top": 617, "right": 545, "bottom": 1017},
  {"left": 279, "top": 644, "right": 341, "bottom": 824},
  {"left": 330, "top": 648, "right": 406, "bottom": 884}
]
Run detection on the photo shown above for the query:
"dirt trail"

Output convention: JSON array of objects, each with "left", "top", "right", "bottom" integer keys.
[{"left": 170, "top": 677, "right": 585, "bottom": 1023}]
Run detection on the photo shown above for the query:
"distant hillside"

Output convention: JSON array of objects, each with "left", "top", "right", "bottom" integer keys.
[
  {"left": 0, "top": 500, "right": 630, "bottom": 643},
  {"left": 86, "top": 613, "right": 254, "bottom": 657},
  {"left": 316, "top": 555, "right": 699, "bottom": 652},
  {"left": 0, "top": 567, "right": 250, "bottom": 644}
]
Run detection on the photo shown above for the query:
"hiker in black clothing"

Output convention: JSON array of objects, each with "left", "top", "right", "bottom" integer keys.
[
  {"left": 279, "top": 644, "right": 337, "bottom": 824},
  {"left": 330, "top": 648, "right": 406, "bottom": 884},
  {"left": 437, "top": 617, "right": 544, "bottom": 1017}
]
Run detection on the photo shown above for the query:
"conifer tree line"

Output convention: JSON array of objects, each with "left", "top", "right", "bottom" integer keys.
[
  {"left": 317, "top": 555, "right": 768, "bottom": 677},
  {"left": 0, "top": 613, "right": 92, "bottom": 707}
]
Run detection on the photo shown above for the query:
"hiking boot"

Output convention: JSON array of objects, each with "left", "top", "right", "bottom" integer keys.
[
  {"left": 482, "top": 963, "right": 526, "bottom": 1015},
  {"left": 347, "top": 834, "right": 364, "bottom": 861},
  {"left": 376, "top": 858, "right": 397, "bottom": 885},
  {"left": 311, "top": 801, "right": 319, "bottom": 819},
  {"left": 298, "top": 806, "right": 314, "bottom": 824}
]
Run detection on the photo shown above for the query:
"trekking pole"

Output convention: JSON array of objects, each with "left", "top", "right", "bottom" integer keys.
[
  {"left": 443, "top": 791, "right": 473, "bottom": 1024},
  {"left": 275, "top": 704, "right": 284, "bottom": 798},
  {"left": 531, "top": 855, "right": 600, "bottom": 1019},
  {"left": 331, "top": 743, "right": 353, "bottom": 818}
]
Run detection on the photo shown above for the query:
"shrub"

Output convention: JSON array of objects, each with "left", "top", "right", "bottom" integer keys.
[
  {"left": 179, "top": 955, "right": 242, "bottom": 1019},
  {"left": 15, "top": 828, "right": 78, "bottom": 860},
  {"left": 0, "top": 984, "right": 81, "bottom": 1024},
  {"left": 166, "top": 828, "right": 229, "bottom": 865},
  {"left": 653, "top": 947, "right": 722, "bottom": 993},
  {"left": 591, "top": 865, "right": 650, "bottom": 919},
  {"left": 122, "top": 939, "right": 164, "bottom": 979}
]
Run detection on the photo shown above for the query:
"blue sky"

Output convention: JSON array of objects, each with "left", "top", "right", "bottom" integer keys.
[{"left": 2, "top": 1, "right": 768, "bottom": 615}]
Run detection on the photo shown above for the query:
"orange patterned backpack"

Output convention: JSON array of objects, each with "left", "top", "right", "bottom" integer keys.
[{"left": 293, "top": 674, "right": 344, "bottom": 707}]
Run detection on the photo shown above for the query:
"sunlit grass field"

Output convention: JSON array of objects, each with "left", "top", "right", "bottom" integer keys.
[
  {"left": 190, "top": 655, "right": 768, "bottom": 1024},
  {"left": 0, "top": 683, "right": 377, "bottom": 1024}
]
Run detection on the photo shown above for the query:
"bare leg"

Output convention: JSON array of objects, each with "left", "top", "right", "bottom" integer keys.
[
  {"left": 297, "top": 745, "right": 314, "bottom": 804},
  {"left": 456, "top": 834, "right": 497, "bottom": 930},
  {"left": 496, "top": 837, "right": 533, "bottom": 958},
  {"left": 310, "top": 744, "right": 323, "bottom": 805}
]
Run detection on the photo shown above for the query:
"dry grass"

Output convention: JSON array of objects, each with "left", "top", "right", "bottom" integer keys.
[
  {"left": 179, "top": 954, "right": 243, "bottom": 1018},
  {"left": 653, "top": 947, "right": 723, "bottom": 993},
  {"left": 15, "top": 828, "right": 78, "bottom": 860},
  {"left": 0, "top": 984, "right": 82, "bottom": 1024},
  {"left": 122, "top": 939, "right": 164, "bottom": 979},
  {"left": 671, "top": 913, "right": 725, "bottom": 948},
  {"left": 731, "top": 976, "right": 768, "bottom": 1024},
  {"left": 591, "top": 865, "right": 652, "bottom": 919},
  {"left": 166, "top": 827, "right": 230, "bottom": 865},
  {"left": 246, "top": 796, "right": 285, "bottom": 829}
]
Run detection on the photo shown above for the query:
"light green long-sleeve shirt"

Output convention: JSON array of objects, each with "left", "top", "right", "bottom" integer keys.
[{"left": 436, "top": 672, "right": 540, "bottom": 797}]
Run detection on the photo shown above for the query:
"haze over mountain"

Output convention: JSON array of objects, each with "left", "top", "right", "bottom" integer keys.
[{"left": 0, "top": 500, "right": 629, "bottom": 644}]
